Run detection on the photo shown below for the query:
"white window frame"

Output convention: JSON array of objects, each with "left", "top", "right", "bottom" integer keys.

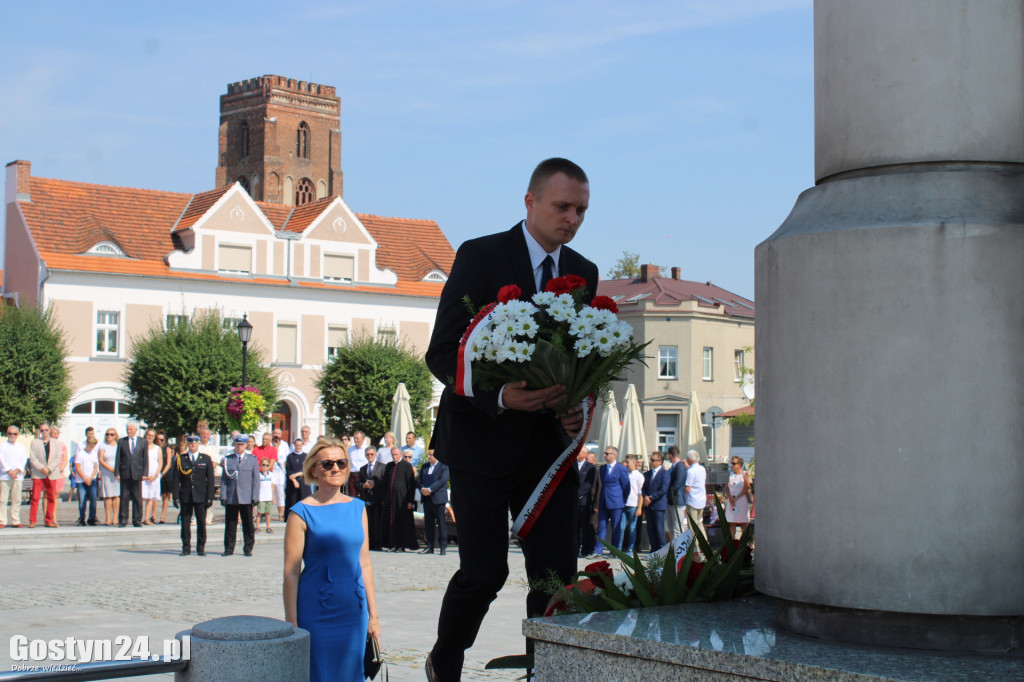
[
  {"left": 702, "top": 347, "right": 713, "bottom": 381},
  {"left": 734, "top": 349, "right": 745, "bottom": 382},
  {"left": 327, "top": 325, "right": 349, "bottom": 360},
  {"left": 655, "top": 413, "right": 679, "bottom": 452},
  {"left": 95, "top": 311, "right": 120, "bottom": 356},
  {"left": 658, "top": 346, "right": 678, "bottom": 379}
]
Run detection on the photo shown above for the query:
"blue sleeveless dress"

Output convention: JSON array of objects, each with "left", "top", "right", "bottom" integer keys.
[{"left": 292, "top": 498, "right": 368, "bottom": 682}]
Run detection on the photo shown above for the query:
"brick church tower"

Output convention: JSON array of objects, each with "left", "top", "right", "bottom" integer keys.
[{"left": 215, "top": 75, "right": 343, "bottom": 205}]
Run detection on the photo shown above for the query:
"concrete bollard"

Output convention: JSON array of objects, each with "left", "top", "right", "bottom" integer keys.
[{"left": 176, "top": 615, "right": 309, "bottom": 682}]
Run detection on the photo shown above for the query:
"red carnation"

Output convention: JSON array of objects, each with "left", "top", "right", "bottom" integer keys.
[
  {"left": 577, "top": 577, "right": 597, "bottom": 595},
  {"left": 544, "top": 276, "right": 575, "bottom": 295},
  {"left": 564, "top": 274, "right": 587, "bottom": 291},
  {"left": 585, "top": 560, "right": 613, "bottom": 581},
  {"left": 497, "top": 284, "right": 522, "bottom": 303},
  {"left": 590, "top": 295, "right": 618, "bottom": 314}
]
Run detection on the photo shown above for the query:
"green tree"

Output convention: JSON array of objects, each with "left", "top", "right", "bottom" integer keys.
[
  {"left": 317, "top": 333, "right": 433, "bottom": 439},
  {"left": 0, "top": 305, "right": 72, "bottom": 429},
  {"left": 606, "top": 251, "right": 641, "bottom": 279},
  {"left": 123, "top": 311, "right": 278, "bottom": 437}
]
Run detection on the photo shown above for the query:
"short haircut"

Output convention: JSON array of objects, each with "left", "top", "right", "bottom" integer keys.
[
  {"left": 302, "top": 437, "right": 348, "bottom": 484},
  {"left": 527, "top": 158, "right": 588, "bottom": 195},
  {"left": 625, "top": 454, "right": 638, "bottom": 463},
  {"left": 604, "top": 445, "right": 619, "bottom": 455},
  {"left": 7, "top": 425, "right": 18, "bottom": 434},
  {"left": 686, "top": 450, "right": 700, "bottom": 463},
  {"left": 667, "top": 445, "right": 680, "bottom": 458},
  {"left": 126, "top": 420, "right": 138, "bottom": 429},
  {"left": 365, "top": 446, "right": 377, "bottom": 455},
  {"left": 85, "top": 435, "right": 98, "bottom": 448},
  {"left": 406, "top": 431, "right": 416, "bottom": 438},
  {"left": 259, "top": 458, "right": 271, "bottom": 466}
]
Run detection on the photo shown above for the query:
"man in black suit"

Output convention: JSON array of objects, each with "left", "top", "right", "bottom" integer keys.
[
  {"left": 424, "top": 158, "right": 598, "bottom": 681},
  {"left": 358, "top": 446, "right": 386, "bottom": 550},
  {"left": 115, "top": 421, "right": 148, "bottom": 527},
  {"left": 177, "top": 434, "right": 215, "bottom": 556},
  {"left": 418, "top": 450, "right": 450, "bottom": 555},
  {"left": 574, "top": 449, "right": 597, "bottom": 557}
]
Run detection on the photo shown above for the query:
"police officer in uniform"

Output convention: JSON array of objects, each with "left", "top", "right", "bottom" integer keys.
[
  {"left": 178, "top": 434, "right": 215, "bottom": 556},
  {"left": 220, "top": 434, "right": 261, "bottom": 556}
]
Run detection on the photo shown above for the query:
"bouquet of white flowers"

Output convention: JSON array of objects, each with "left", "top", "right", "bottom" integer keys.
[
  {"left": 456, "top": 275, "right": 648, "bottom": 414},
  {"left": 454, "top": 275, "right": 648, "bottom": 538}
]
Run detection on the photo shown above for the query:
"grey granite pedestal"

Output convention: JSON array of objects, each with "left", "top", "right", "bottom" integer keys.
[{"left": 524, "top": 596, "right": 1021, "bottom": 681}]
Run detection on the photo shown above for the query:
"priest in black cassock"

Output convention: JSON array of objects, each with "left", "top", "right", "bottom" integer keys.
[{"left": 382, "top": 445, "right": 418, "bottom": 552}]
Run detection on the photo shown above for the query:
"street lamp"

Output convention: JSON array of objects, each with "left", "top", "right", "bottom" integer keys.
[{"left": 237, "top": 314, "right": 253, "bottom": 389}]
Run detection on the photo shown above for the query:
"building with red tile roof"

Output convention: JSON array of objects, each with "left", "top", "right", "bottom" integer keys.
[{"left": 594, "top": 264, "right": 754, "bottom": 465}]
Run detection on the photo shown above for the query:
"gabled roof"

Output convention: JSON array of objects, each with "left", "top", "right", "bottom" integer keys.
[
  {"left": 598, "top": 276, "right": 755, "bottom": 318},
  {"left": 357, "top": 214, "right": 454, "bottom": 282},
  {"left": 14, "top": 172, "right": 455, "bottom": 292}
]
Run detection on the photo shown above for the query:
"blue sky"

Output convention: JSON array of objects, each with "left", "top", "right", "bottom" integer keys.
[{"left": 0, "top": 0, "right": 813, "bottom": 299}]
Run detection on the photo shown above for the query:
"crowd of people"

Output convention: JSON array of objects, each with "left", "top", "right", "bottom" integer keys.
[{"left": 576, "top": 444, "right": 755, "bottom": 559}]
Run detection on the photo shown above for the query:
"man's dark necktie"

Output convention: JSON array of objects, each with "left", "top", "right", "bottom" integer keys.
[{"left": 540, "top": 255, "right": 554, "bottom": 292}]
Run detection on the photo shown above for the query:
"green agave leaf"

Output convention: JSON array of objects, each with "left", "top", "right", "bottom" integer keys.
[{"left": 658, "top": 542, "right": 679, "bottom": 605}]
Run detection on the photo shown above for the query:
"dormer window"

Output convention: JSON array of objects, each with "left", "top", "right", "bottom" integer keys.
[
  {"left": 87, "top": 241, "right": 126, "bottom": 257},
  {"left": 218, "top": 244, "right": 252, "bottom": 274},
  {"left": 324, "top": 254, "right": 354, "bottom": 282}
]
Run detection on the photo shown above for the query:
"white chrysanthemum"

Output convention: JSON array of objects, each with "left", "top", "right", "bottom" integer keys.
[
  {"left": 568, "top": 316, "right": 595, "bottom": 338},
  {"left": 592, "top": 330, "right": 615, "bottom": 357},
  {"left": 508, "top": 300, "right": 539, "bottom": 317},
  {"left": 506, "top": 341, "right": 535, "bottom": 363},
  {"left": 554, "top": 293, "right": 574, "bottom": 306},
  {"left": 532, "top": 291, "right": 556, "bottom": 307},
  {"left": 548, "top": 303, "right": 575, "bottom": 323},
  {"left": 592, "top": 309, "right": 617, "bottom": 327},
  {"left": 608, "top": 321, "right": 634, "bottom": 347},
  {"left": 484, "top": 344, "right": 503, "bottom": 361},
  {"left": 512, "top": 315, "right": 539, "bottom": 339},
  {"left": 574, "top": 338, "right": 595, "bottom": 357},
  {"left": 577, "top": 306, "right": 601, "bottom": 324}
]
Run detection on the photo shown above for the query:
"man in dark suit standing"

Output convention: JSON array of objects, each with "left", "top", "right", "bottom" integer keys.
[
  {"left": 574, "top": 449, "right": 597, "bottom": 557},
  {"left": 177, "top": 434, "right": 215, "bottom": 556},
  {"left": 643, "top": 452, "right": 671, "bottom": 552},
  {"left": 359, "top": 446, "right": 386, "bottom": 550},
  {"left": 115, "top": 421, "right": 148, "bottom": 527},
  {"left": 418, "top": 450, "right": 450, "bottom": 555},
  {"left": 593, "top": 446, "right": 631, "bottom": 556},
  {"left": 424, "top": 158, "right": 598, "bottom": 682}
]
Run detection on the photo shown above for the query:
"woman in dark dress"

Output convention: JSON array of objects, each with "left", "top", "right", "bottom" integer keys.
[
  {"left": 382, "top": 446, "right": 418, "bottom": 551},
  {"left": 284, "top": 438, "right": 312, "bottom": 518}
]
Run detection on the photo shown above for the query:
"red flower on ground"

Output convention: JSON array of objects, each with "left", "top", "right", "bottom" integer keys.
[
  {"left": 589, "top": 295, "right": 618, "bottom": 314},
  {"left": 497, "top": 284, "right": 522, "bottom": 303},
  {"left": 544, "top": 274, "right": 588, "bottom": 295},
  {"left": 679, "top": 559, "right": 705, "bottom": 589},
  {"left": 577, "top": 577, "right": 597, "bottom": 595},
  {"left": 585, "top": 560, "right": 613, "bottom": 581},
  {"left": 720, "top": 539, "right": 752, "bottom": 564}
]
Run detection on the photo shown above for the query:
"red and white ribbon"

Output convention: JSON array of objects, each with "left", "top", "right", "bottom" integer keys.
[
  {"left": 455, "top": 302, "right": 498, "bottom": 398},
  {"left": 511, "top": 393, "right": 597, "bottom": 539}
]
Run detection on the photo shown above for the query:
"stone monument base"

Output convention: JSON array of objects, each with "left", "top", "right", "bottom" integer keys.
[{"left": 525, "top": 597, "right": 1021, "bottom": 681}]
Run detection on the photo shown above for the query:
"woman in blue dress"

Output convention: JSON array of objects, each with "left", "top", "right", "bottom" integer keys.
[{"left": 284, "top": 437, "right": 380, "bottom": 681}]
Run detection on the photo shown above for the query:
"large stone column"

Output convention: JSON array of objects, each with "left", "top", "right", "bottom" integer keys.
[{"left": 755, "top": 0, "right": 1024, "bottom": 651}]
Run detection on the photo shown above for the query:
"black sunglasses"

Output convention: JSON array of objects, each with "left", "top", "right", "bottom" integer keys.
[
  {"left": 318, "top": 458, "right": 349, "bottom": 471},
  {"left": 6, "top": 431, "right": 17, "bottom": 436}
]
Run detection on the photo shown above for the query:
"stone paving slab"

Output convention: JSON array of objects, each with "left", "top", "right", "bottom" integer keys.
[{"left": 0, "top": 524, "right": 598, "bottom": 681}]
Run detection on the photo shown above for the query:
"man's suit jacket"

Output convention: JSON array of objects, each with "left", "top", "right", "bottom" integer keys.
[
  {"left": 116, "top": 435, "right": 148, "bottom": 480},
  {"left": 220, "top": 453, "right": 261, "bottom": 505},
  {"left": 426, "top": 223, "right": 599, "bottom": 477},
  {"left": 28, "top": 439, "right": 62, "bottom": 480},
  {"left": 598, "top": 463, "right": 631, "bottom": 510},
  {"left": 177, "top": 453, "right": 216, "bottom": 504},
  {"left": 418, "top": 461, "right": 450, "bottom": 506},
  {"left": 669, "top": 461, "right": 688, "bottom": 506},
  {"left": 359, "top": 460, "right": 386, "bottom": 505},
  {"left": 575, "top": 460, "right": 597, "bottom": 506},
  {"left": 643, "top": 466, "right": 670, "bottom": 511}
]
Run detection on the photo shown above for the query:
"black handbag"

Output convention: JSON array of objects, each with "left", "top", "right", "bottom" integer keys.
[{"left": 364, "top": 633, "right": 386, "bottom": 680}]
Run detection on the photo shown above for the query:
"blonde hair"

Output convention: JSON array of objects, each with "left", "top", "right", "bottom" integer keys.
[{"left": 301, "top": 438, "right": 349, "bottom": 485}]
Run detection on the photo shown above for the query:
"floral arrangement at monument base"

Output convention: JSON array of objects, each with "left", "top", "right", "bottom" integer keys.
[
  {"left": 225, "top": 385, "right": 266, "bottom": 433},
  {"left": 542, "top": 495, "right": 755, "bottom": 616}
]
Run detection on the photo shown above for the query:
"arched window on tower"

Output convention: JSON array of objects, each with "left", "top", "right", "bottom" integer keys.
[
  {"left": 297, "top": 122, "right": 310, "bottom": 159},
  {"left": 239, "top": 120, "right": 250, "bottom": 157},
  {"left": 296, "top": 178, "right": 315, "bottom": 205},
  {"left": 237, "top": 175, "right": 251, "bottom": 194}
]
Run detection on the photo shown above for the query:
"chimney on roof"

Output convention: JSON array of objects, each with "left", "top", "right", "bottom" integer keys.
[
  {"left": 5, "top": 160, "right": 30, "bottom": 204},
  {"left": 670, "top": 266, "right": 681, "bottom": 280},
  {"left": 640, "top": 264, "right": 660, "bottom": 282}
]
